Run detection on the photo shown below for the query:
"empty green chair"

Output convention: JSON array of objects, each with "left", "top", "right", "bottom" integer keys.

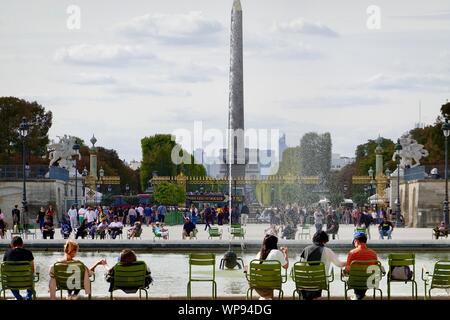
[
  {"left": 246, "top": 259, "right": 287, "bottom": 300},
  {"left": 187, "top": 253, "right": 217, "bottom": 300},
  {"left": 23, "top": 223, "right": 38, "bottom": 240},
  {"left": 355, "top": 227, "right": 367, "bottom": 235},
  {"left": 230, "top": 224, "right": 245, "bottom": 239},
  {"left": 341, "top": 260, "right": 384, "bottom": 300},
  {"left": 422, "top": 260, "right": 450, "bottom": 299},
  {"left": 387, "top": 253, "right": 417, "bottom": 300},
  {"left": 52, "top": 261, "right": 95, "bottom": 299},
  {"left": 208, "top": 226, "right": 222, "bottom": 239},
  {"left": 291, "top": 261, "right": 333, "bottom": 300},
  {"left": 0, "top": 261, "right": 39, "bottom": 300},
  {"left": 109, "top": 261, "right": 150, "bottom": 300}
]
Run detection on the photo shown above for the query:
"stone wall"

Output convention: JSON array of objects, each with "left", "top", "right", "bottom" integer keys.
[
  {"left": 0, "top": 179, "right": 82, "bottom": 226},
  {"left": 400, "top": 179, "right": 445, "bottom": 228}
]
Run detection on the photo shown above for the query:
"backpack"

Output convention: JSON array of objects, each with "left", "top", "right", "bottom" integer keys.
[{"left": 390, "top": 266, "right": 413, "bottom": 282}]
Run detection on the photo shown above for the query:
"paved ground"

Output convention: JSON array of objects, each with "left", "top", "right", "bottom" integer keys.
[{"left": 12, "top": 222, "right": 437, "bottom": 241}]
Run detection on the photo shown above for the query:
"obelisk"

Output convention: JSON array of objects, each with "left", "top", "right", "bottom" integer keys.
[{"left": 228, "top": 0, "right": 246, "bottom": 179}]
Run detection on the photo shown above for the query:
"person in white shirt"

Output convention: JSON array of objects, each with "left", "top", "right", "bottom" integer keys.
[
  {"left": 299, "top": 231, "right": 346, "bottom": 300},
  {"left": 314, "top": 209, "right": 325, "bottom": 233},
  {"left": 108, "top": 217, "right": 123, "bottom": 239},
  {"left": 78, "top": 205, "right": 87, "bottom": 225},
  {"left": 247, "top": 234, "right": 289, "bottom": 300},
  {"left": 68, "top": 205, "right": 78, "bottom": 230},
  {"left": 85, "top": 207, "right": 96, "bottom": 228}
]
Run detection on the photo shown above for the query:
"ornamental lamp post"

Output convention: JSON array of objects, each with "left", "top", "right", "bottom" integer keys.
[
  {"left": 82, "top": 167, "right": 88, "bottom": 203},
  {"left": 19, "top": 117, "right": 29, "bottom": 226},
  {"left": 72, "top": 140, "right": 80, "bottom": 209},
  {"left": 368, "top": 166, "right": 376, "bottom": 211},
  {"left": 442, "top": 117, "right": 450, "bottom": 225},
  {"left": 395, "top": 139, "right": 403, "bottom": 227}
]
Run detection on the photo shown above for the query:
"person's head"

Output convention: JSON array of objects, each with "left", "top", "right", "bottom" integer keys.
[
  {"left": 11, "top": 236, "right": 24, "bottom": 248},
  {"left": 119, "top": 249, "right": 137, "bottom": 265},
  {"left": 312, "top": 231, "right": 329, "bottom": 246},
  {"left": 184, "top": 217, "right": 191, "bottom": 224},
  {"left": 260, "top": 234, "right": 279, "bottom": 260},
  {"left": 64, "top": 240, "right": 79, "bottom": 259},
  {"left": 113, "top": 216, "right": 118, "bottom": 222},
  {"left": 14, "top": 205, "right": 18, "bottom": 209},
  {"left": 353, "top": 232, "right": 368, "bottom": 247}
]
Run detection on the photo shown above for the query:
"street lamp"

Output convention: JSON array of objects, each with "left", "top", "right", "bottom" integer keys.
[
  {"left": 99, "top": 166, "right": 104, "bottom": 178},
  {"left": 19, "top": 117, "right": 29, "bottom": 225},
  {"left": 368, "top": 167, "right": 376, "bottom": 210},
  {"left": 442, "top": 117, "right": 450, "bottom": 225},
  {"left": 72, "top": 140, "right": 80, "bottom": 209},
  {"left": 82, "top": 167, "right": 88, "bottom": 202},
  {"left": 108, "top": 185, "right": 112, "bottom": 193},
  {"left": 125, "top": 183, "right": 130, "bottom": 196},
  {"left": 343, "top": 184, "right": 348, "bottom": 198},
  {"left": 395, "top": 139, "right": 403, "bottom": 227}
]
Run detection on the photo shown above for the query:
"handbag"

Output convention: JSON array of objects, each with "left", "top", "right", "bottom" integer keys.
[{"left": 390, "top": 266, "right": 413, "bottom": 282}]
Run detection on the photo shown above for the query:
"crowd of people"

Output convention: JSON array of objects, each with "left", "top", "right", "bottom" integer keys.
[{"left": 256, "top": 204, "right": 398, "bottom": 240}]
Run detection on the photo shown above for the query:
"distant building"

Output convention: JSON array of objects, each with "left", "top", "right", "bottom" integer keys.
[
  {"left": 331, "top": 153, "right": 355, "bottom": 171},
  {"left": 128, "top": 160, "right": 141, "bottom": 171}
]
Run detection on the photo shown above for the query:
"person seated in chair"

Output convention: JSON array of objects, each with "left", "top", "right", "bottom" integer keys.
[
  {"left": 103, "top": 249, "right": 153, "bottom": 293},
  {"left": 182, "top": 217, "right": 197, "bottom": 239},
  {"left": 378, "top": 217, "right": 394, "bottom": 239},
  {"left": 96, "top": 220, "right": 109, "bottom": 239},
  {"left": 153, "top": 222, "right": 169, "bottom": 239},
  {"left": 325, "top": 210, "right": 340, "bottom": 240},
  {"left": 433, "top": 221, "right": 449, "bottom": 239},
  {"left": 42, "top": 216, "right": 55, "bottom": 239},
  {"left": 108, "top": 216, "right": 123, "bottom": 239},
  {"left": 75, "top": 219, "right": 89, "bottom": 239},
  {"left": 127, "top": 221, "right": 142, "bottom": 239}
]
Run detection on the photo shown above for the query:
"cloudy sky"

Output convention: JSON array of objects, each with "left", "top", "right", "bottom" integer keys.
[{"left": 1, "top": 0, "right": 449, "bottom": 163}]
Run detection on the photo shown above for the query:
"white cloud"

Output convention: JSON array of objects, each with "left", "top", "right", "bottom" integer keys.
[
  {"left": 246, "top": 38, "right": 322, "bottom": 60},
  {"left": 72, "top": 73, "right": 117, "bottom": 85},
  {"left": 53, "top": 44, "right": 156, "bottom": 66},
  {"left": 365, "top": 73, "right": 450, "bottom": 91},
  {"left": 116, "top": 11, "right": 223, "bottom": 45},
  {"left": 391, "top": 11, "right": 450, "bottom": 20},
  {"left": 271, "top": 18, "right": 339, "bottom": 37},
  {"left": 166, "top": 62, "right": 226, "bottom": 83},
  {"left": 280, "top": 93, "right": 385, "bottom": 109},
  {"left": 109, "top": 82, "right": 191, "bottom": 97}
]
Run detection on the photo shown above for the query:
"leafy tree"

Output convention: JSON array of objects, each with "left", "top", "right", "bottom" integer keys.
[
  {"left": 0, "top": 97, "right": 52, "bottom": 164},
  {"left": 140, "top": 134, "right": 206, "bottom": 190},
  {"left": 277, "top": 147, "right": 301, "bottom": 175},
  {"left": 354, "top": 138, "right": 396, "bottom": 176},
  {"left": 299, "top": 132, "right": 332, "bottom": 178},
  {"left": 154, "top": 182, "right": 186, "bottom": 205},
  {"left": 73, "top": 139, "right": 141, "bottom": 194}
]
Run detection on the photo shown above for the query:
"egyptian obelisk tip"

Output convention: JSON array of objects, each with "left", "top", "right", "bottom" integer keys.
[{"left": 232, "top": 0, "right": 242, "bottom": 12}]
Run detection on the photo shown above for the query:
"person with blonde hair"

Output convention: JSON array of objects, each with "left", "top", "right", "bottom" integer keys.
[{"left": 49, "top": 240, "right": 105, "bottom": 300}]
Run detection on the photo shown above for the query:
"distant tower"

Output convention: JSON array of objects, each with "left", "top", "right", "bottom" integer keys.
[{"left": 228, "top": 0, "right": 246, "bottom": 178}]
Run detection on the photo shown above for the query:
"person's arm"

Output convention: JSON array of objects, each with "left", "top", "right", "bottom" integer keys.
[
  {"left": 90, "top": 259, "right": 108, "bottom": 272},
  {"left": 324, "top": 248, "right": 346, "bottom": 268}
]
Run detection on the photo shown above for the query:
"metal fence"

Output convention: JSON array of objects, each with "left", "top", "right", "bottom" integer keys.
[{"left": 0, "top": 165, "right": 49, "bottom": 179}]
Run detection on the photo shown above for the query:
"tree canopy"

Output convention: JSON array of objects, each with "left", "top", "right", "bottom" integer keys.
[
  {"left": 140, "top": 134, "right": 206, "bottom": 190},
  {"left": 0, "top": 97, "right": 52, "bottom": 164},
  {"left": 154, "top": 182, "right": 186, "bottom": 205}
]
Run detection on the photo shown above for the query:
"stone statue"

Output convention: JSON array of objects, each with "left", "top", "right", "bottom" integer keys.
[
  {"left": 47, "top": 135, "right": 81, "bottom": 176},
  {"left": 392, "top": 134, "right": 429, "bottom": 168}
]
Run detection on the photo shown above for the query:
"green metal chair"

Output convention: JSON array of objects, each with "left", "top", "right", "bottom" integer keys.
[
  {"left": 341, "top": 260, "right": 385, "bottom": 300},
  {"left": 246, "top": 259, "right": 287, "bottom": 300},
  {"left": 208, "top": 226, "right": 222, "bottom": 239},
  {"left": 187, "top": 253, "right": 217, "bottom": 300},
  {"left": 22, "top": 223, "right": 37, "bottom": 240},
  {"left": 0, "top": 261, "right": 39, "bottom": 300},
  {"left": 291, "top": 261, "right": 333, "bottom": 300},
  {"left": 110, "top": 261, "right": 150, "bottom": 300},
  {"left": 10, "top": 224, "right": 25, "bottom": 239},
  {"left": 52, "top": 261, "right": 95, "bottom": 299},
  {"left": 422, "top": 260, "right": 450, "bottom": 299},
  {"left": 128, "top": 227, "right": 143, "bottom": 240},
  {"left": 298, "top": 225, "right": 311, "bottom": 240},
  {"left": 387, "top": 253, "right": 417, "bottom": 299},
  {"left": 230, "top": 224, "right": 245, "bottom": 239},
  {"left": 355, "top": 227, "right": 367, "bottom": 235}
]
